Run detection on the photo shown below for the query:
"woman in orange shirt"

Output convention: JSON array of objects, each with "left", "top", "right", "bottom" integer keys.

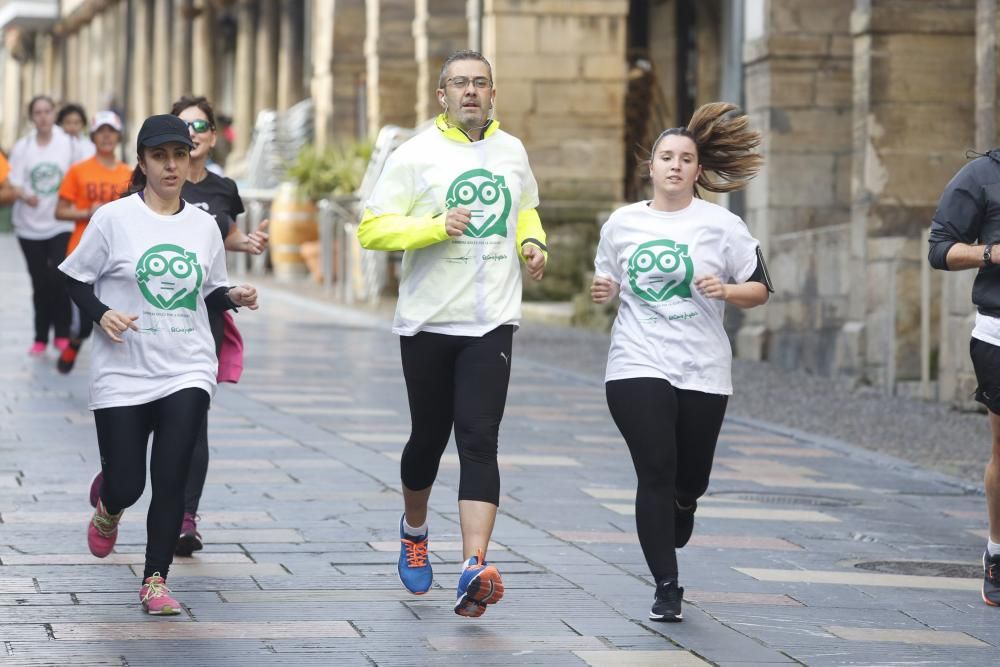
[{"left": 55, "top": 111, "right": 132, "bottom": 373}]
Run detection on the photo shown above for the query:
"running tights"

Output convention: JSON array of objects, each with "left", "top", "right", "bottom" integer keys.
[
  {"left": 94, "top": 388, "right": 210, "bottom": 580},
  {"left": 399, "top": 325, "right": 514, "bottom": 505},
  {"left": 184, "top": 415, "right": 209, "bottom": 515},
  {"left": 605, "top": 378, "right": 728, "bottom": 582},
  {"left": 18, "top": 233, "right": 71, "bottom": 343}
]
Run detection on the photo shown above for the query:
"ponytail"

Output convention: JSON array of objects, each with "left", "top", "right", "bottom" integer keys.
[
  {"left": 685, "top": 102, "right": 763, "bottom": 193},
  {"left": 123, "top": 161, "right": 146, "bottom": 198}
]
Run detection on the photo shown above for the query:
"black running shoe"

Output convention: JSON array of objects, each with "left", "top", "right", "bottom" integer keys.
[
  {"left": 57, "top": 342, "right": 81, "bottom": 374},
  {"left": 675, "top": 500, "right": 696, "bottom": 548},
  {"left": 984, "top": 551, "right": 1000, "bottom": 607},
  {"left": 649, "top": 580, "right": 683, "bottom": 622}
]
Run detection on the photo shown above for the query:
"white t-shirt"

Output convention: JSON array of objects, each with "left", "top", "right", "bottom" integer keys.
[
  {"left": 9, "top": 128, "right": 81, "bottom": 240},
  {"left": 973, "top": 312, "right": 1000, "bottom": 347},
  {"left": 365, "top": 125, "right": 540, "bottom": 336},
  {"left": 594, "top": 199, "right": 761, "bottom": 395},
  {"left": 59, "top": 194, "right": 228, "bottom": 410},
  {"left": 73, "top": 136, "right": 97, "bottom": 160}
]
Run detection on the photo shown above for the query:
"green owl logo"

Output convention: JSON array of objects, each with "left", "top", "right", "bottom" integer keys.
[
  {"left": 627, "top": 239, "right": 694, "bottom": 303},
  {"left": 135, "top": 244, "right": 203, "bottom": 311},
  {"left": 445, "top": 168, "right": 512, "bottom": 238},
  {"left": 30, "top": 163, "right": 63, "bottom": 195}
]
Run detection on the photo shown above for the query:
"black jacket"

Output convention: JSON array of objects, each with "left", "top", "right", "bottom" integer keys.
[{"left": 928, "top": 151, "right": 1000, "bottom": 313}]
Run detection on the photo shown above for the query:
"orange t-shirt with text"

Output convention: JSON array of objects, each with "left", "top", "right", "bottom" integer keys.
[
  {"left": 59, "top": 156, "right": 132, "bottom": 254},
  {"left": 0, "top": 153, "right": 10, "bottom": 183}
]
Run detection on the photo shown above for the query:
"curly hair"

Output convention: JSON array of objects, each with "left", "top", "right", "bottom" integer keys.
[{"left": 651, "top": 102, "right": 763, "bottom": 194}]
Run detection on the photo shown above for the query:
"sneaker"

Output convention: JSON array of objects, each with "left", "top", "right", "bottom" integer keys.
[
  {"left": 28, "top": 342, "right": 45, "bottom": 356},
  {"left": 88, "top": 471, "right": 103, "bottom": 509},
  {"left": 454, "top": 548, "right": 504, "bottom": 617},
  {"left": 140, "top": 573, "right": 182, "bottom": 615},
  {"left": 675, "top": 499, "right": 697, "bottom": 548},
  {"left": 57, "top": 342, "right": 80, "bottom": 374},
  {"left": 88, "top": 499, "right": 123, "bottom": 558},
  {"left": 175, "top": 512, "right": 203, "bottom": 557},
  {"left": 984, "top": 551, "right": 1000, "bottom": 607},
  {"left": 53, "top": 337, "right": 70, "bottom": 352},
  {"left": 397, "top": 515, "right": 432, "bottom": 594},
  {"left": 649, "top": 579, "right": 683, "bottom": 622}
]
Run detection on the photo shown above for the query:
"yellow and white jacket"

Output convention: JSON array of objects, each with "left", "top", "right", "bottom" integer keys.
[{"left": 359, "top": 115, "right": 546, "bottom": 337}]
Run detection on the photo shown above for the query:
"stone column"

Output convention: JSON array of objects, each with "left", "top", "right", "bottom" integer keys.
[
  {"left": 191, "top": 0, "right": 217, "bottom": 97},
  {"left": 80, "top": 23, "right": 93, "bottom": 108},
  {"left": 129, "top": 0, "right": 153, "bottom": 126},
  {"left": 173, "top": 0, "right": 194, "bottom": 98},
  {"left": 232, "top": 0, "right": 256, "bottom": 158},
  {"left": 277, "top": 0, "right": 305, "bottom": 110},
  {"left": 64, "top": 31, "right": 79, "bottom": 104},
  {"left": 413, "top": 0, "right": 468, "bottom": 122},
  {"left": 311, "top": 0, "right": 367, "bottom": 147},
  {"left": 254, "top": 0, "right": 279, "bottom": 111},
  {"left": 84, "top": 15, "right": 100, "bottom": 114},
  {"left": 2, "top": 39, "right": 21, "bottom": 148},
  {"left": 149, "top": 0, "right": 173, "bottom": 114},
  {"left": 365, "top": 0, "right": 417, "bottom": 133},
  {"left": 481, "top": 0, "right": 628, "bottom": 201},
  {"left": 850, "top": 0, "right": 974, "bottom": 391},
  {"left": 739, "top": 1, "right": 854, "bottom": 372}
]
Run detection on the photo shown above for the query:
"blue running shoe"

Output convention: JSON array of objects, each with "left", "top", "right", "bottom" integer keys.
[
  {"left": 454, "top": 548, "right": 504, "bottom": 617},
  {"left": 397, "top": 515, "right": 432, "bottom": 595}
]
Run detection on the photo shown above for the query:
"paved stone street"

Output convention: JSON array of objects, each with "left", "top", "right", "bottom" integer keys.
[{"left": 1, "top": 233, "right": 999, "bottom": 666}]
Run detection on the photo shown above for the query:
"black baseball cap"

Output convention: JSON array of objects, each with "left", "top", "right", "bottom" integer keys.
[{"left": 136, "top": 114, "right": 194, "bottom": 152}]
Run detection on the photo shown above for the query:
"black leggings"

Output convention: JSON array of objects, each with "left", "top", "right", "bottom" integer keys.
[
  {"left": 18, "top": 234, "right": 71, "bottom": 342},
  {"left": 399, "top": 325, "right": 513, "bottom": 505},
  {"left": 94, "top": 387, "right": 210, "bottom": 580},
  {"left": 182, "top": 311, "right": 223, "bottom": 515},
  {"left": 184, "top": 415, "right": 209, "bottom": 515},
  {"left": 606, "top": 378, "right": 728, "bottom": 582}
]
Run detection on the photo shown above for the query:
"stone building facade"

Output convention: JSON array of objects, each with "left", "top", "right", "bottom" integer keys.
[{"left": 0, "top": 0, "right": 994, "bottom": 406}]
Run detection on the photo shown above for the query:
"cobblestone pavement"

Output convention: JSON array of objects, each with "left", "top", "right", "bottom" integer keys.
[{"left": 1, "top": 233, "right": 999, "bottom": 665}]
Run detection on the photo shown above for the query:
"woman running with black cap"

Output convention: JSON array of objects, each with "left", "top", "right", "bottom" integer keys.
[{"left": 59, "top": 114, "right": 259, "bottom": 616}]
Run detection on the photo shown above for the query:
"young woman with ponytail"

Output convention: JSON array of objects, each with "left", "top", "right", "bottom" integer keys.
[{"left": 591, "top": 102, "right": 773, "bottom": 622}]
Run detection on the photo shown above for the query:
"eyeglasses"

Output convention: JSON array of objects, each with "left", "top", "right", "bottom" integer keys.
[
  {"left": 445, "top": 76, "right": 492, "bottom": 90},
  {"left": 184, "top": 119, "right": 213, "bottom": 133}
]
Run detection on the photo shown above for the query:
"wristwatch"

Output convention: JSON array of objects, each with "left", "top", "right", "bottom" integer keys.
[{"left": 985, "top": 243, "right": 994, "bottom": 268}]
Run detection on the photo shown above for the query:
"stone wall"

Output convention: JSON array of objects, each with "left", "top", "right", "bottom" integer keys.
[
  {"left": 850, "top": 0, "right": 974, "bottom": 389},
  {"left": 481, "top": 0, "right": 628, "bottom": 203},
  {"left": 740, "top": 0, "right": 854, "bottom": 371}
]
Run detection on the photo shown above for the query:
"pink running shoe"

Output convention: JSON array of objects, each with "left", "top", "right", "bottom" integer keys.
[
  {"left": 88, "top": 499, "right": 123, "bottom": 558},
  {"left": 175, "top": 512, "right": 203, "bottom": 556},
  {"left": 89, "top": 471, "right": 103, "bottom": 508},
  {"left": 53, "top": 337, "right": 70, "bottom": 351},
  {"left": 140, "top": 573, "right": 181, "bottom": 615},
  {"left": 28, "top": 342, "right": 45, "bottom": 356}
]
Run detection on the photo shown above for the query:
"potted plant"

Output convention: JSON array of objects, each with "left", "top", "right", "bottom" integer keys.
[
  {"left": 270, "top": 141, "right": 372, "bottom": 280},
  {"left": 283, "top": 140, "right": 372, "bottom": 282}
]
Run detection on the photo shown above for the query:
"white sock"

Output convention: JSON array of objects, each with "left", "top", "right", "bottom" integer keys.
[
  {"left": 402, "top": 518, "right": 427, "bottom": 538},
  {"left": 988, "top": 539, "right": 1000, "bottom": 557}
]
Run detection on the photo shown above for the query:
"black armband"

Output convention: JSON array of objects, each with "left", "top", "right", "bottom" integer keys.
[{"left": 747, "top": 247, "right": 774, "bottom": 293}]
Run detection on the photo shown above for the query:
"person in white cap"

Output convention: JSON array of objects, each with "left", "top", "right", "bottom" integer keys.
[{"left": 54, "top": 110, "right": 132, "bottom": 373}]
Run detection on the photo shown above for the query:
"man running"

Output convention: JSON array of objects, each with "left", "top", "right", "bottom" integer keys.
[{"left": 358, "top": 50, "right": 547, "bottom": 618}]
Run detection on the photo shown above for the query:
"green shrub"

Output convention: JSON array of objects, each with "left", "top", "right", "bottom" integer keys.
[{"left": 286, "top": 140, "right": 373, "bottom": 200}]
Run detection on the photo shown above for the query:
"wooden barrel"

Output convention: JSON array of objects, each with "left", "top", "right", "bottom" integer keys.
[{"left": 268, "top": 182, "right": 318, "bottom": 281}]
